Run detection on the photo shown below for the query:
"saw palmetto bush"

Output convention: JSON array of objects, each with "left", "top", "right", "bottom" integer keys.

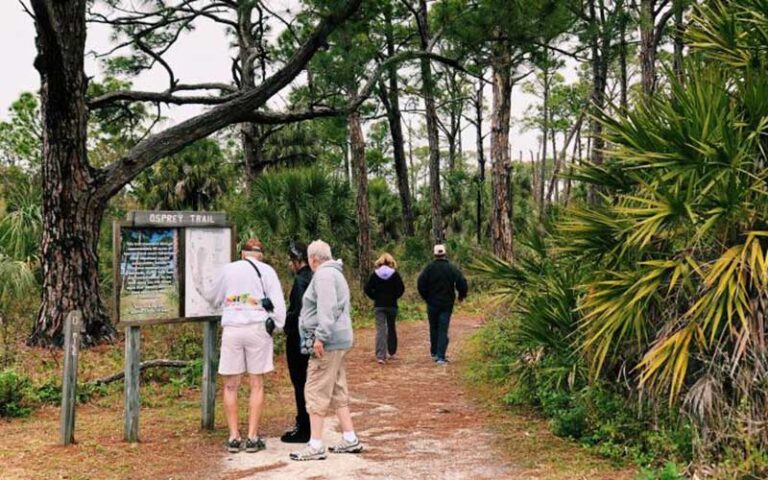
[
  {"left": 562, "top": 0, "right": 768, "bottom": 467},
  {"left": 230, "top": 167, "right": 357, "bottom": 259}
]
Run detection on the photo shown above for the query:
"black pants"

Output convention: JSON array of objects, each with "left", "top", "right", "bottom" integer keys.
[
  {"left": 286, "top": 333, "right": 310, "bottom": 430},
  {"left": 374, "top": 307, "right": 398, "bottom": 360},
  {"left": 427, "top": 304, "right": 453, "bottom": 361}
]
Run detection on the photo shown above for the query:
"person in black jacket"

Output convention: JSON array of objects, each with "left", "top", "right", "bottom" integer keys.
[
  {"left": 281, "top": 242, "right": 313, "bottom": 443},
  {"left": 417, "top": 244, "right": 468, "bottom": 365},
  {"left": 364, "top": 253, "right": 406, "bottom": 364}
]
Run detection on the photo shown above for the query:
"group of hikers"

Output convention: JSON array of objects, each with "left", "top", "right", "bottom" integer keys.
[{"left": 203, "top": 238, "right": 468, "bottom": 461}]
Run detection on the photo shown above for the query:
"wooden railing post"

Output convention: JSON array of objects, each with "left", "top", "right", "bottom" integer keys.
[
  {"left": 124, "top": 326, "right": 141, "bottom": 442},
  {"left": 60, "top": 311, "right": 83, "bottom": 445},
  {"left": 201, "top": 319, "right": 218, "bottom": 430}
]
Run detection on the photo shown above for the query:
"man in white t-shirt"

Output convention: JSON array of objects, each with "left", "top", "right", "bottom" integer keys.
[{"left": 205, "top": 238, "right": 286, "bottom": 453}]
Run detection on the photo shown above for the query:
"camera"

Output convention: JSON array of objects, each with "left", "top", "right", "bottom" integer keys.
[{"left": 260, "top": 297, "right": 275, "bottom": 312}]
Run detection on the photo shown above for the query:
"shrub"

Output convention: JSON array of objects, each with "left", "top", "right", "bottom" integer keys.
[{"left": 0, "top": 369, "right": 33, "bottom": 418}]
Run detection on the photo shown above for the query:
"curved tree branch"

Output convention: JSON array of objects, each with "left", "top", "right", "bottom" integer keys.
[{"left": 95, "top": 0, "right": 363, "bottom": 201}]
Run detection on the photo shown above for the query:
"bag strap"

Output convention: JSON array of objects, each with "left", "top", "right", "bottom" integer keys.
[{"left": 245, "top": 258, "right": 267, "bottom": 296}]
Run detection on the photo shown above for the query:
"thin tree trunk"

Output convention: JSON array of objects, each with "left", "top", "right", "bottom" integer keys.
[
  {"left": 348, "top": 100, "right": 370, "bottom": 289},
  {"left": 29, "top": 0, "right": 116, "bottom": 346},
  {"left": 619, "top": 8, "right": 629, "bottom": 113},
  {"left": 381, "top": 9, "right": 414, "bottom": 236},
  {"left": 418, "top": 0, "right": 444, "bottom": 244},
  {"left": 490, "top": 48, "right": 514, "bottom": 261},
  {"left": 673, "top": 0, "right": 685, "bottom": 81},
  {"left": 238, "top": 3, "right": 264, "bottom": 186},
  {"left": 551, "top": 133, "right": 558, "bottom": 203},
  {"left": 546, "top": 113, "right": 584, "bottom": 204},
  {"left": 640, "top": 0, "right": 658, "bottom": 96},
  {"left": 587, "top": 0, "right": 609, "bottom": 204},
  {"left": 475, "top": 73, "right": 485, "bottom": 245},
  {"left": 539, "top": 53, "right": 549, "bottom": 218}
]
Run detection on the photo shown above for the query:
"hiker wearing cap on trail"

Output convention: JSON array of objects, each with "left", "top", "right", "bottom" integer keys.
[{"left": 417, "top": 244, "right": 468, "bottom": 365}]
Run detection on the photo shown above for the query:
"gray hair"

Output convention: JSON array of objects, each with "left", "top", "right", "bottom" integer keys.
[{"left": 308, "top": 240, "right": 333, "bottom": 262}]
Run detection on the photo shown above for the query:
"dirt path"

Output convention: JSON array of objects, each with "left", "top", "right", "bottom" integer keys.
[{"left": 219, "top": 314, "right": 633, "bottom": 480}]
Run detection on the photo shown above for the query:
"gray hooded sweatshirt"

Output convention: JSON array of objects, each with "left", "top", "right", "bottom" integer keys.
[{"left": 299, "top": 259, "right": 353, "bottom": 351}]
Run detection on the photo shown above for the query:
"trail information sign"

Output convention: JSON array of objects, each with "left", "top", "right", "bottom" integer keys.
[
  {"left": 113, "top": 211, "right": 235, "bottom": 326},
  {"left": 112, "top": 211, "right": 236, "bottom": 442}
]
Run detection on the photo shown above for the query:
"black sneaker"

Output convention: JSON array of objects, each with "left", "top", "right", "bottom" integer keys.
[
  {"left": 245, "top": 437, "right": 266, "bottom": 453},
  {"left": 226, "top": 437, "right": 242, "bottom": 453},
  {"left": 281, "top": 425, "right": 311, "bottom": 444}
]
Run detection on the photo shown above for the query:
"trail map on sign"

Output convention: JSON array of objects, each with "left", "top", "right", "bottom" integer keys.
[{"left": 185, "top": 228, "right": 232, "bottom": 317}]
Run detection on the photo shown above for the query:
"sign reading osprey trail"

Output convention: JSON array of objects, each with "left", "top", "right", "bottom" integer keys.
[{"left": 114, "top": 211, "right": 234, "bottom": 325}]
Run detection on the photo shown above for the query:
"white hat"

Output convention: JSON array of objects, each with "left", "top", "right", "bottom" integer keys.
[{"left": 433, "top": 244, "right": 447, "bottom": 256}]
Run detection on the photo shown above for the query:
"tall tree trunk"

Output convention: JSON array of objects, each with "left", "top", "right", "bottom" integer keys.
[
  {"left": 587, "top": 0, "right": 609, "bottom": 204},
  {"left": 539, "top": 54, "right": 549, "bottom": 218},
  {"left": 29, "top": 0, "right": 116, "bottom": 346},
  {"left": 673, "top": 0, "right": 685, "bottom": 81},
  {"left": 639, "top": 0, "right": 658, "bottom": 96},
  {"left": 407, "top": 118, "right": 416, "bottom": 199},
  {"left": 418, "top": 0, "right": 444, "bottom": 244},
  {"left": 490, "top": 48, "right": 514, "bottom": 261},
  {"left": 619, "top": 8, "right": 629, "bottom": 113},
  {"left": 348, "top": 101, "right": 370, "bottom": 289},
  {"left": 475, "top": 73, "right": 485, "bottom": 245},
  {"left": 381, "top": 8, "right": 414, "bottom": 236},
  {"left": 239, "top": 3, "right": 260, "bottom": 186}
]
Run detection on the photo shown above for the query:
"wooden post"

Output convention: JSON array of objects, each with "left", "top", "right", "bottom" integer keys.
[
  {"left": 124, "top": 326, "right": 141, "bottom": 442},
  {"left": 60, "top": 311, "right": 83, "bottom": 446},
  {"left": 201, "top": 319, "right": 218, "bottom": 430}
]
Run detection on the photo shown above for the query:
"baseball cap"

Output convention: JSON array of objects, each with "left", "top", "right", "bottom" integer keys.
[{"left": 433, "top": 244, "right": 447, "bottom": 256}]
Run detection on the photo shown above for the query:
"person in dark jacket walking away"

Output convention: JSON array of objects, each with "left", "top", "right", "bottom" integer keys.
[
  {"left": 364, "top": 253, "right": 406, "bottom": 365},
  {"left": 281, "top": 242, "right": 313, "bottom": 443},
  {"left": 417, "top": 244, "right": 468, "bottom": 365}
]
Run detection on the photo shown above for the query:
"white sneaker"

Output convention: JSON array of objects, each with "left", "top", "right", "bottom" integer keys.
[
  {"left": 289, "top": 444, "right": 327, "bottom": 461},
  {"left": 328, "top": 437, "right": 364, "bottom": 454}
]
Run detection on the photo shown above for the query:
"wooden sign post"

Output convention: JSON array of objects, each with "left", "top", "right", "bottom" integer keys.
[
  {"left": 114, "top": 211, "right": 235, "bottom": 443},
  {"left": 60, "top": 310, "right": 83, "bottom": 446}
]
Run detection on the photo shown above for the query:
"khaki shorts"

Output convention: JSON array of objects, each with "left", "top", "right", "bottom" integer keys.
[
  {"left": 304, "top": 349, "right": 350, "bottom": 416},
  {"left": 218, "top": 324, "right": 274, "bottom": 375}
]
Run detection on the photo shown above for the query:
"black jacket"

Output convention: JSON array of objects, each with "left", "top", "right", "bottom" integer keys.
[
  {"left": 285, "top": 266, "right": 312, "bottom": 338},
  {"left": 364, "top": 270, "right": 406, "bottom": 308},
  {"left": 417, "top": 258, "right": 468, "bottom": 309}
]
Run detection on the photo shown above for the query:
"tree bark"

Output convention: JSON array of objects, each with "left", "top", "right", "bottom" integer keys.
[
  {"left": 673, "top": 0, "right": 685, "bottom": 81},
  {"left": 29, "top": 0, "right": 362, "bottom": 346},
  {"left": 417, "top": 0, "right": 444, "bottom": 244},
  {"left": 587, "top": 0, "right": 610, "bottom": 204},
  {"left": 475, "top": 72, "right": 485, "bottom": 245},
  {"left": 348, "top": 102, "right": 370, "bottom": 289},
  {"left": 382, "top": 8, "right": 414, "bottom": 236},
  {"left": 490, "top": 48, "right": 514, "bottom": 262},
  {"left": 28, "top": 0, "right": 115, "bottom": 346},
  {"left": 539, "top": 53, "right": 549, "bottom": 218},
  {"left": 619, "top": 8, "right": 629, "bottom": 114},
  {"left": 640, "top": 0, "right": 658, "bottom": 96},
  {"left": 239, "top": 2, "right": 261, "bottom": 185}
]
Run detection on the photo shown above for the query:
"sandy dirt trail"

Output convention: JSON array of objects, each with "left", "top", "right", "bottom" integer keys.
[{"left": 219, "top": 314, "right": 519, "bottom": 480}]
